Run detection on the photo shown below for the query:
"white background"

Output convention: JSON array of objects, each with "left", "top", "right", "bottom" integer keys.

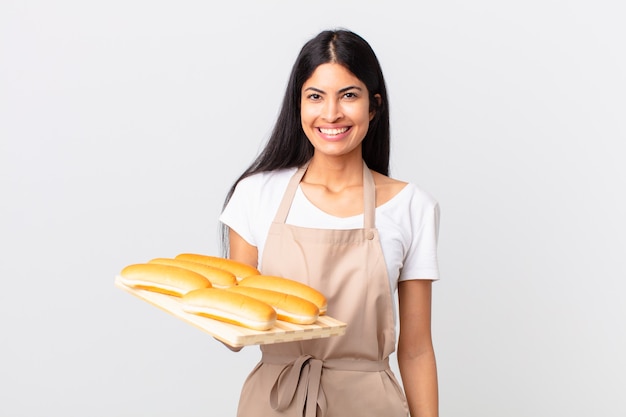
[{"left": 1, "top": 1, "right": 625, "bottom": 416}]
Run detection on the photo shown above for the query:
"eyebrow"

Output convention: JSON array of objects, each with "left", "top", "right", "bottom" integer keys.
[{"left": 303, "top": 85, "right": 363, "bottom": 94}]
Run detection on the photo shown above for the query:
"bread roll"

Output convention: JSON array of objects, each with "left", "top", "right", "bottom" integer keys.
[
  {"left": 119, "top": 263, "right": 211, "bottom": 296},
  {"left": 226, "top": 286, "right": 319, "bottom": 325},
  {"left": 182, "top": 288, "right": 277, "bottom": 331},
  {"left": 148, "top": 257, "right": 237, "bottom": 288},
  {"left": 238, "top": 275, "right": 327, "bottom": 315},
  {"left": 175, "top": 253, "right": 260, "bottom": 280}
]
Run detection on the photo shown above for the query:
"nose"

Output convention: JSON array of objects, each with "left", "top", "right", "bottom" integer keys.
[{"left": 322, "top": 100, "right": 342, "bottom": 122}]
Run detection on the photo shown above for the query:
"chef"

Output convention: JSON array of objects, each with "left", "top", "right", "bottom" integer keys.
[{"left": 220, "top": 29, "right": 440, "bottom": 417}]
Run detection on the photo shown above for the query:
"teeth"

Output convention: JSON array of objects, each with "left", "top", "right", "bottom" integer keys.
[{"left": 319, "top": 127, "right": 348, "bottom": 135}]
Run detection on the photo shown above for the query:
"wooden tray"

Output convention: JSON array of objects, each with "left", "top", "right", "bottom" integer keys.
[{"left": 115, "top": 276, "right": 347, "bottom": 347}]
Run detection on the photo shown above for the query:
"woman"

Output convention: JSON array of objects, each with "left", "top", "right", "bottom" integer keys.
[{"left": 220, "top": 29, "right": 440, "bottom": 417}]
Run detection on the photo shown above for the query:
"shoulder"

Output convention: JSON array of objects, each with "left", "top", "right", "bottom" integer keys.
[
  {"left": 371, "top": 170, "right": 438, "bottom": 211},
  {"left": 371, "top": 171, "right": 406, "bottom": 207},
  {"left": 221, "top": 167, "right": 299, "bottom": 242},
  {"left": 228, "top": 168, "right": 299, "bottom": 216},
  {"left": 235, "top": 167, "right": 298, "bottom": 194}
]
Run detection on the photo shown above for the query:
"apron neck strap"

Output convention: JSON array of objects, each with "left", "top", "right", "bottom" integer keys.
[{"left": 273, "top": 160, "right": 376, "bottom": 229}]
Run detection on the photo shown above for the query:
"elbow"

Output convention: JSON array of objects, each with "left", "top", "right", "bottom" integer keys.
[{"left": 397, "top": 334, "right": 435, "bottom": 362}]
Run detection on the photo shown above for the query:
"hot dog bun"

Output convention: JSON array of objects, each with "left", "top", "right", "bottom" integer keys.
[
  {"left": 175, "top": 253, "right": 260, "bottom": 280},
  {"left": 182, "top": 288, "right": 277, "bottom": 331},
  {"left": 226, "top": 286, "right": 319, "bottom": 325},
  {"left": 238, "top": 275, "right": 327, "bottom": 315},
  {"left": 148, "top": 258, "right": 237, "bottom": 288},
  {"left": 119, "top": 263, "right": 212, "bottom": 296}
]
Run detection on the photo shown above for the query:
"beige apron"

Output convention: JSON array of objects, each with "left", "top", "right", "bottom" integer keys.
[{"left": 236, "top": 162, "right": 408, "bottom": 417}]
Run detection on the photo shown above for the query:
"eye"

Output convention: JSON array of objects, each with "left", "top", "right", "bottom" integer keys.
[
  {"left": 306, "top": 93, "right": 322, "bottom": 101},
  {"left": 342, "top": 91, "right": 359, "bottom": 100}
]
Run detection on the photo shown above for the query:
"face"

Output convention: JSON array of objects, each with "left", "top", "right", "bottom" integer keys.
[{"left": 300, "top": 63, "right": 377, "bottom": 159}]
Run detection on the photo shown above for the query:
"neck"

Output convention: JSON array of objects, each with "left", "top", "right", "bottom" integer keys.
[{"left": 303, "top": 153, "right": 364, "bottom": 191}]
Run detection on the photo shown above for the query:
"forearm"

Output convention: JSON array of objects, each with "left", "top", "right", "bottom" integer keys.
[{"left": 398, "top": 346, "right": 439, "bottom": 417}]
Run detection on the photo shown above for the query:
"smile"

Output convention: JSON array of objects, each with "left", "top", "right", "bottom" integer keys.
[{"left": 318, "top": 127, "right": 349, "bottom": 136}]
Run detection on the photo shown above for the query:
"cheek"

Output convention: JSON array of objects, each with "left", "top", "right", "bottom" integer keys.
[
  {"left": 300, "top": 106, "right": 316, "bottom": 125},
  {"left": 350, "top": 105, "right": 374, "bottom": 124}
]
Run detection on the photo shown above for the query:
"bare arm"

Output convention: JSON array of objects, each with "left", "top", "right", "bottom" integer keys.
[
  {"left": 228, "top": 228, "right": 259, "bottom": 268},
  {"left": 397, "top": 279, "right": 438, "bottom": 417}
]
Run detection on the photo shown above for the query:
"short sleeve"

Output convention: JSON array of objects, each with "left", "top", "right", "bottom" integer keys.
[
  {"left": 219, "top": 177, "right": 259, "bottom": 247},
  {"left": 398, "top": 198, "right": 440, "bottom": 281},
  {"left": 218, "top": 169, "right": 295, "bottom": 257}
]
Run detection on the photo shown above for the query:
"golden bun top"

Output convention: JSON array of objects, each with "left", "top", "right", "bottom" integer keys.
[
  {"left": 227, "top": 286, "right": 319, "bottom": 324},
  {"left": 238, "top": 275, "right": 327, "bottom": 314},
  {"left": 182, "top": 287, "right": 277, "bottom": 330},
  {"left": 119, "top": 263, "right": 212, "bottom": 296},
  {"left": 148, "top": 257, "right": 238, "bottom": 288},
  {"left": 175, "top": 253, "right": 260, "bottom": 280}
]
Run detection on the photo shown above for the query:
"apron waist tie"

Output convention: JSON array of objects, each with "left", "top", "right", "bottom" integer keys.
[{"left": 262, "top": 352, "right": 390, "bottom": 417}]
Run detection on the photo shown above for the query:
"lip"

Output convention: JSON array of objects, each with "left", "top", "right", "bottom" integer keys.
[{"left": 317, "top": 126, "right": 351, "bottom": 141}]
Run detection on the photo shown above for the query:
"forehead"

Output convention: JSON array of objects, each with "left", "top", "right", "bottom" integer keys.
[{"left": 302, "top": 63, "right": 366, "bottom": 91}]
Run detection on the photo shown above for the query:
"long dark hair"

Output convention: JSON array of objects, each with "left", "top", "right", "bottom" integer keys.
[{"left": 220, "top": 29, "right": 390, "bottom": 255}]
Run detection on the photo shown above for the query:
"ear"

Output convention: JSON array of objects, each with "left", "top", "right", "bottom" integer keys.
[{"left": 369, "top": 94, "right": 382, "bottom": 121}]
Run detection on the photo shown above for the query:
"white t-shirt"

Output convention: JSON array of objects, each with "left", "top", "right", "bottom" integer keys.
[{"left": 220, "top": 168, "right": 440, "bottom": 297}]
